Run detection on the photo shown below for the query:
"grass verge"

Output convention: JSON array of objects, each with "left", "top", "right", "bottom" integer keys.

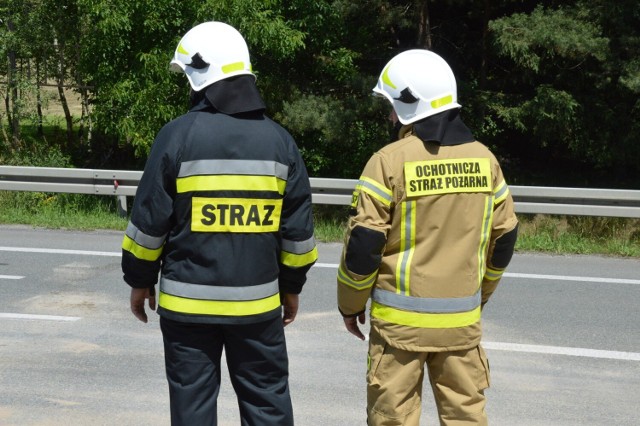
[{"left": 1, "top": 192, "right": 639, "bottom": 257}]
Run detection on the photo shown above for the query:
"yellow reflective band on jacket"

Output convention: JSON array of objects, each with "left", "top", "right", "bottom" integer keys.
[
  {"left": 122, "top": 235, "right": 163, "bottom": 261},
  {"left": 493, "top": 179, "right": 509, "bottom": 205},
  {"left": 404, "top": 158, "right": 491, "bottom": 197},
  {"left": 281, "top": 246, "right": 318, "bottom": 268},
  {"left": 177, "top": 174, "right": 286, "bottom": 195},
  {"left": 477, "top": 196, "right": 494, "bottom": 284},
  {"left": 395, "top": 200, "right": 416, "bottom": 295},
  {"left": 159, "top": 292, "right": 281, "bottom": 316},
  {"left": 371, "top": 302, "right": 481, "bottom": 329},
  {"left": 338, "top": 264, "right": 377, "bottom": 290},
  {"left": 191, "top": 197, "right": 282, "bottom": 233},
  {"left": 484, "top": 266, "right": 504, "bottom": 281},
  {"left": 356, "top": 176, "right": 393, "bottom": 206}
]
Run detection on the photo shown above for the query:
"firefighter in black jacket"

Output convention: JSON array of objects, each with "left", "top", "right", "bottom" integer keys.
[{"left": 121, "top": 21, "right": 317, "bottom": 426}]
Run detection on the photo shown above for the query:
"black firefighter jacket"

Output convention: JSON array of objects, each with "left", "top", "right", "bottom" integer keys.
[{"left": 122, "top": 77, "right": 317, "bottom": 324}]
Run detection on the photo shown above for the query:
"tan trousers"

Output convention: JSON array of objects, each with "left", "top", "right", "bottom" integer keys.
[{"left": 367, "top": 329, "right": 490, "bottom": 426}]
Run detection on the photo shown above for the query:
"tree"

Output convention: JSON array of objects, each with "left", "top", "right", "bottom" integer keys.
[
  {"left": 1, "top": 0, "right": 28, "bottom": 149},
  {"left": 487, "top": 2, "right": 639, "bottom": 186},
  {"left": 2, "top": 0, "right": 638, "bottom": 188}
]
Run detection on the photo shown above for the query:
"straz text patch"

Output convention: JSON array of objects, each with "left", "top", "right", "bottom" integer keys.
[
  {"left": 191, "top": 197, "right": 282, "bottom": 232},
  {"left": 404, "top": 158, "right": 491, "bottom": 197}
]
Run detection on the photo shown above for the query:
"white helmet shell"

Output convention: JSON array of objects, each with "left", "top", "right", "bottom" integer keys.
[
  {"left": 170, "top": 22, "right": 255, "bottom": 91},
  {"left": 373, "top": 49, "right": 461, "bottom": 125}
]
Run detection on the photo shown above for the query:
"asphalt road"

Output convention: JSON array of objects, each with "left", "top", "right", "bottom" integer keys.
[{"left": 0, "top": 225, "right": 639, "bottom": 425}]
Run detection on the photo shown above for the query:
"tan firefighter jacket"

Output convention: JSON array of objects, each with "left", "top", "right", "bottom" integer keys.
[{"left": 337, "top": 126, "right": 518, "bottom": 352}]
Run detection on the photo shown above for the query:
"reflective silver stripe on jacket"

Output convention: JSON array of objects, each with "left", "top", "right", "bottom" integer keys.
[
  {"left": 160, "top": 277, "right": 279, "bottom": 301},
  {"left": 359, "top": 179, "right": 393, "bottom": 204},
  {"left": 282, "top": 236, "right": 316, "bottom": 254},
  {"left": 371, "top": 287, "right": 481, "bottom": 313},
  {"left": 494, "top": 181, "right": 508, "bottom": 200},
  {"left": 396, "top": 200, "right": 415, "bottom": 295},
  {"left": 125, "top": 222, "right": 166, "bottom": 249},
  {"left": 178, "top": 159, "right": 289, "bottom": 180}
]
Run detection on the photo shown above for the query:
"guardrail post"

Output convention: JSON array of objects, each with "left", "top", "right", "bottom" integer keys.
[{"left": 116, "top": 195, "right": 128, "bottom": 218}]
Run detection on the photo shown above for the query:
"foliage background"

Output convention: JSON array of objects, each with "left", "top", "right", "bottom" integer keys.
[{"left": 2, "top": 0, "right": 639, "bottom": 187}]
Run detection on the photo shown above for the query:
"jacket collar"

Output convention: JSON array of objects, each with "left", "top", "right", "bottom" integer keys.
[
  {"left": 409, "top": 109, "right": 475, "bottom": 146},
  {"left": 190, "top": 75, "right": 266, "bottom": 115}
]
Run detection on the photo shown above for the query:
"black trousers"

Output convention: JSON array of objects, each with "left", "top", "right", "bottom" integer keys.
[{"left": 160, "top": 316, "right": 293, "bottom": 426}]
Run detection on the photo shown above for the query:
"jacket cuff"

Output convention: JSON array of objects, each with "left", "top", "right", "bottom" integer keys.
[
  {"left": 278, "top": 278, "right": 303, "bottom": 295},
  {"left": 339, "top": 307, "right": 366, "bottom": 318},
  {"left": 123, "top": 275, "right": 157, "bottom": 289}
]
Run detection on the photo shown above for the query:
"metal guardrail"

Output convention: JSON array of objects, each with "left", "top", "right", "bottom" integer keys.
[{"left": 1, "top": 165, "right": 639, "bottom": 218}]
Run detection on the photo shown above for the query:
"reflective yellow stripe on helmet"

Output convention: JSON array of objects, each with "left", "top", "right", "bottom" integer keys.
[
  {"left": 382, "top": 64, "right": 397, "bottom": 89},
  {"left": 430, "top": 95, "right": 453, "bottom": 109},
  {"left": 222, "top": 61, "right": 246, "bottom": 74},
  {"left": 177, "top": 42, "right": 189, "bottom": 55}
]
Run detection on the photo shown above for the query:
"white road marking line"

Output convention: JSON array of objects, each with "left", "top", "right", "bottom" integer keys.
[
  {"left": 505, "top": 272, "right": 640, "bottom": 285},
  {"left": 313, "top": 263, "right": 640, "bottom": 285},
  {"left": 297, "top": 311, "right": 640, "bottom": 361},
  {"left": 1, "top": 249, "right": 637, "bottom": 285},
  {"left": 0, "top": 246, "right": 120, "bottom": 257},
  {"left": 0, "top": 275, "right": 24, "bottom": 280},
  {"left": 484, "top": 341, "right": 640, "bottom": 361},
  {"left": 0, "top": 313, "right": 81, "bottom": 321},
  {"left": 314, "top": 263, "right": 338, "bottom": 268}
]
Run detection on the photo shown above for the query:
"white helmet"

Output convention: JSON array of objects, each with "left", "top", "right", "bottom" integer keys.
[
  {"left": 373, "top": 49, "right": 461, "bottom": 125},
  {"left": 170, "top": 22, "right": 255, "bottom": 91}
]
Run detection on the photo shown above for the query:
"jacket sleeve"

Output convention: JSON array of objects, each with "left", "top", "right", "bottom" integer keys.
[
  {"left": 121, "top": 127, "right": 177, "bottom": 289},
  {"left": 277, "top": 138, "right": 317, "bottom": 295},
  {"left": 337, "top": 153, "right": 391, "bottom": 316},
  {"left": 481, "top": 160, "right": 518, "bottom": 306}
]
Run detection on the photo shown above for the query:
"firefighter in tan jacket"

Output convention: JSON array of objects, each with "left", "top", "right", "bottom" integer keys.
[{"left": 337, "top": 50, "right": 518, "bottom": 425}]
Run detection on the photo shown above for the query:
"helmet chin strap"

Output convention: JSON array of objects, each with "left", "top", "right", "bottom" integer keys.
[
  {"left": 389, "top": 121, "right": 403, "bottom": 142},
  {"left": 189, "top": 88, "right": 206, "bottom": 108}
]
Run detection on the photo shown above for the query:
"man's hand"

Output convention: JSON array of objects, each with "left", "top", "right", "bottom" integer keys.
[
  {"left": 281, "top": 293, "right": 299, "bottom": 327},
  {"left": 130, "top": 287, "right": 156, "bottom": 323},
  {"left": 343, "top": 312, "right": 366, "bottom": 340}
]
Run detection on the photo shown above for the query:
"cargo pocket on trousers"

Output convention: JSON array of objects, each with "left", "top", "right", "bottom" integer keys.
[
  {"left": 476, "top": 345, "right": 491, "bottom": 390},
  {"left": 366, "top": 332, "right": 388, "bottom": 385}
]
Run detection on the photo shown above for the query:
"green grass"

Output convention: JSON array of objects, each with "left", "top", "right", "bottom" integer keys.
[
  {"left": 0, "top": 191, "right": 129, "bottom": 231},
  {"left": 514, "top": 214, "right": 640, "bottom": 257},
  {"left": 1, "top": 191, "right": 639, "bottom": 257}
]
